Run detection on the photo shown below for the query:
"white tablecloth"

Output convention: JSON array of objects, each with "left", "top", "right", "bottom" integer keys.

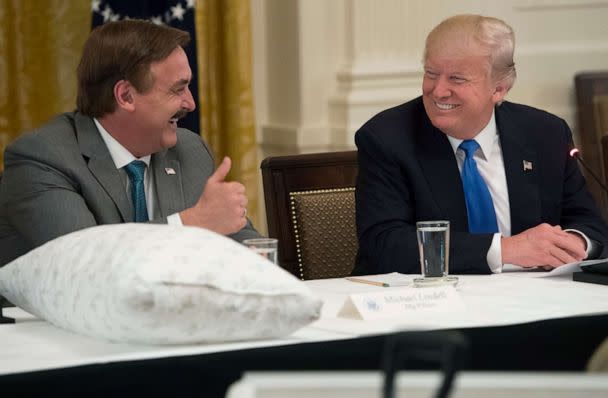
[
  {"left": 305, "top": 272, "right": 608, "bottom": 336},
  {"left": 1, "top": 271, "right": 607, "bottom": 376}
]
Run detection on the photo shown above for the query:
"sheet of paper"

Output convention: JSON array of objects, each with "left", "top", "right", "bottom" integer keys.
[{"left": 502, "top": 258, "right": 608, "bottom": 278}]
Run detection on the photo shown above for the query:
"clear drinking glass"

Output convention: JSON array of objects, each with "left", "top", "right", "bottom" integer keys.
[
  {"left": 413, "top": 220, "right": 458, "bottom": 287},
  {"left": 242, "top": 238, "right": 279, "bottom": 265}
]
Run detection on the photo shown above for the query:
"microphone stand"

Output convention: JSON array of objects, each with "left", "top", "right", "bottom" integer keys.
[{"left": 570, "top": 148, "right": 608, "bottom": 193}]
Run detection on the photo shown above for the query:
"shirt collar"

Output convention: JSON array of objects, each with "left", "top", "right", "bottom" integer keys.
[
  {"left": 446, "top": 110, "right": 498, "bottom": 161},
  {"left": 93, "top": 118, "right": 151, "bottom": 169}
]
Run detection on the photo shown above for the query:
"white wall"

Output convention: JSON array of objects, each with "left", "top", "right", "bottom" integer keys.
[{"left": 251, "top": 0, "right": 608, "bottom": 156}]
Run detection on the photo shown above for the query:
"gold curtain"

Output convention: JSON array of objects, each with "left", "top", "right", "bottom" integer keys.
[
  {"left": 0, "top": 0, "right": 90, "bottom": 169},
  {"left": 196, "top": 0, "right": 259, "bottom": 227}
]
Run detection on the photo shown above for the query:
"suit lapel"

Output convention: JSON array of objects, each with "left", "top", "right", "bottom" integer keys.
[
  {"left": 496, "top": 105, "right": 541, "bottom": 234},
  {"left": 75, "top": 114, "right": 132, "bottom": 222},
  {"left": 416, "top": 117, "right": 469, "bottom": 231},
  {"left": 152, "top": 150, "right": 185, "bottom": 217}
]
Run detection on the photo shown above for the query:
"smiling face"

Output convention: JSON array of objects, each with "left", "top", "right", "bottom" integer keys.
[
  {"left": 130, "top": 46, "right": 196, "bottom": 155},
  {"left": 422, "top": 48, "right": 507, "bottom": 140}
]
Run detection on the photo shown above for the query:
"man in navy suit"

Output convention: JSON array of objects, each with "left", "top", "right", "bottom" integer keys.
[{"left": 353, "top": 14, "right": 608, "bottom": 275}]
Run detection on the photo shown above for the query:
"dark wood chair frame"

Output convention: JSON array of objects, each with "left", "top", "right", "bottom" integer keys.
[
  {"left": 0, "top": 170, "right": 15, "bottom": 323},
  {"left": 575, "top": 71, "right": 608, "bottom": 220},
  {"left": 261, "top": 151, "right": 358, "bottom": 278}
]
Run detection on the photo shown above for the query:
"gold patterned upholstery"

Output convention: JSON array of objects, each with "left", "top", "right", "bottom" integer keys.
[
  {"left": 261, "top": 151, "right": 358, "bottom": 279},
  {"left": 289, "top": 188, "right": 357, "bottom": 280}
]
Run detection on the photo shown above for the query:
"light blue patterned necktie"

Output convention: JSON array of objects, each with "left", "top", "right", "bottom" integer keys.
[
  {"left": 124, "top": 160, "right": 149, "bottom": 222},
  {"left": 459, "top": 140, "right": 498, "bottom": 234}
]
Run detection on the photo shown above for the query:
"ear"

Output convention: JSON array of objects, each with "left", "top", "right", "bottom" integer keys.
[
  {"left": 491, "top": 81, "right": 509, "bottom": 104},
  {"left": 113, "top": 80, "right": 136, "bottom": 112}
]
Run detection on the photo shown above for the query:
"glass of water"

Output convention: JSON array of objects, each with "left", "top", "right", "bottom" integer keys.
[
  {"left": 242, "top": 238, "right": 279, "bottom": 265},
  {"left": 413, "top": 220, "right": 458, "bottom": 287}
]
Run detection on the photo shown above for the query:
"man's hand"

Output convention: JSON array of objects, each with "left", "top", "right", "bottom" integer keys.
[
  {"left": 180, "top": 156, "right": 248, "bottom": 235},
  {"left": 501, "top": 223, "right": 587, "bottom": 269}
]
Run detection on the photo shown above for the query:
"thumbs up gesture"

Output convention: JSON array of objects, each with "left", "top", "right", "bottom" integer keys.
[{"left": 180, "top": 157, "right": 248, "bottom": 235}]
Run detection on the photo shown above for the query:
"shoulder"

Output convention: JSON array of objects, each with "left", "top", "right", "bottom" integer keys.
[
  {"left": 360, "top": 96, "right": 425, "bottom": 132},
  {"left": 2, "top": 113, "right": 93, "bottom": 188},
  {"left": 355, "top": 96, "right": 427, "bottom": 152},
  {"left": 7, "top": 112, "right": 81, "bottom": 156},
  {"left": 498, "top": 101, "right": 567, "bottom": 128},
  {"left": 497, "top": 101, "right": 573, "bottom": 146}
]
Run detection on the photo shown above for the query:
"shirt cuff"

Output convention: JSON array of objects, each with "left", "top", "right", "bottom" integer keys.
[
  {"left": 487, "top": 233, "right": 503, "bottom": 273},
  {"left": 167, "top": 213, "right": 183, "bottom": 226},
  {"left": 564, "top": 228, "right": 593, "bottom": 257}
]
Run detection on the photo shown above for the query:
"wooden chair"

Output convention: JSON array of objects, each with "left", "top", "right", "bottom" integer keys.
[
  {"left": 261, "top": 151, "right": 358, "bottom": 280},
  {"left": 0, "top": 171, "right": 15, "bottom": 323},
  {"left": 575, "top": 72, "right": 608, "bottom": 219}
]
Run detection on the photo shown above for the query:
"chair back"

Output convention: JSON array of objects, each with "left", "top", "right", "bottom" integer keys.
[
  {"left": 575, "top": 72, "right": 608, "bottom": 219},
  {"left": 261, "top": 151, "right": 358, "bottom": 280},
  {"left": 0, "top": 170, "right": 14, "bottom": 318}
]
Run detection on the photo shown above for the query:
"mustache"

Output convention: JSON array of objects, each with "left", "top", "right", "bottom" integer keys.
[{"left": 171, "top": 109, "right": 189, "bottom": 120}]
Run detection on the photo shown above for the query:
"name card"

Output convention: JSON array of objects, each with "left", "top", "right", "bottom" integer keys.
[{"left": 337, "top": 286, "right": 465, "bottom": 320}]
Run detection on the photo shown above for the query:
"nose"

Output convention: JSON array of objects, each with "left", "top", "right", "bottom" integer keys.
[
  {"left": 432, "top": 76, "right": 452, "bottom": 99},
  {"left": 183, "top": 86, "right": 196, "bottom": 112}
]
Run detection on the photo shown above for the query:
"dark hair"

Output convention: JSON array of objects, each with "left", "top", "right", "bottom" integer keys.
[{"left": 76, "top": 20, "right": 190, "bottom": 117}]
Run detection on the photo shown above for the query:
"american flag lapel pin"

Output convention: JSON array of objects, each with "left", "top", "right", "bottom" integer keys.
[
  {"left": 523, "top": 160, "right": 533, "bottom": 172},
  {"left": 165, "top": 167, "right": 176, "bottom": 175}
]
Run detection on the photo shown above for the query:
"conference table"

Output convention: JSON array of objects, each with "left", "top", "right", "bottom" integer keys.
[{"left": 1, "top": 268, "right": 608, "bottom": 396}]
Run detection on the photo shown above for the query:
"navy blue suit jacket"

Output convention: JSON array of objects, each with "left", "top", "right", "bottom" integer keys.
[{"left": 353, "top": 96, "right": 608, "bottom": 275}]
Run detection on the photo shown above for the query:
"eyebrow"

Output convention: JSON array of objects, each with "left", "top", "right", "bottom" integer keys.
[{"left": 170, "top": 78, "right": 190, "bottom": 89}]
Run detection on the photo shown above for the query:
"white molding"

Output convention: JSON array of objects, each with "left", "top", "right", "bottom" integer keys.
[
  {"left": 514, "top": 0, "right": 608, "bottom": 10},
  {"left": 518, "top": 40, "right": 608, "bottom": 56},
  {"left": 329, "top": 65, "right": 423, "bottom": 148},
  {"left": 252, "top": 0, "right": 608, "bottom": 154}
]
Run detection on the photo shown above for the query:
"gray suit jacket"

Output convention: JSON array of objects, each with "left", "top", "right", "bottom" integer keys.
[{"left": 0, "top": 112, "right": 260, "bottom": 266}]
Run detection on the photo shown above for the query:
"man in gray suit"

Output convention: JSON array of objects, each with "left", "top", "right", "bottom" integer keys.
[{"left": 0, "top": 20, "right": 260, "bottom": 266}]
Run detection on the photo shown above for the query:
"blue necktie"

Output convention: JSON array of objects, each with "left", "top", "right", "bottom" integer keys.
[
  {"left": 459, "top": 140, "right": 498, "bottom": 234},
  {"left": 124, "top": 161, "right": 149, "bottom": 222}
]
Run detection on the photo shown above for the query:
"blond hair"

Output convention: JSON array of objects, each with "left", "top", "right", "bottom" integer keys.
[{"left": 424, "top": 14, "right": 516, "bottom": 90}]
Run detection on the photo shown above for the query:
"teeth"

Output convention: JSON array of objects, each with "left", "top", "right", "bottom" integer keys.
[
  {"left": 169, "top": 118, "right": 178, "bottom": 123},
  {"left": 435, "top": 102, "right": 457, "bottom": 110}
]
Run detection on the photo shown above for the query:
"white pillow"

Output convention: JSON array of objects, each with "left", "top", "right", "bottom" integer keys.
[{"left": 0, "top": 224, "right": 322, "bottom": 344}]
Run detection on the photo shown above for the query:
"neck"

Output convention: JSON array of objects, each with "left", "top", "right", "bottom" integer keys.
[{"left": 97, "top": 114, "right": 146, "bottom": 158}]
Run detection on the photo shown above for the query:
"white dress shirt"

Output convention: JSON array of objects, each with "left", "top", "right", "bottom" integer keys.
[
  {"left": 445, "top": 111, "right": 509, "bottom": 272},
  {"left": 445, "top": 111, "right": 591, "bottom": 273},
  {"left": 94, "top": 119, "right": 182, "bottom": 225}
]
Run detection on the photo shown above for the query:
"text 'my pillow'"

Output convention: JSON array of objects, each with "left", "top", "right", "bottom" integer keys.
[{"left": 0, "top": 224, "right": 322, "bottom": 344}]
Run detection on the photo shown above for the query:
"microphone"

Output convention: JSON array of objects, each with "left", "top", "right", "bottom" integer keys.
[{"left": 569, "top": 147, "right": 608, "bottom": 193}]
